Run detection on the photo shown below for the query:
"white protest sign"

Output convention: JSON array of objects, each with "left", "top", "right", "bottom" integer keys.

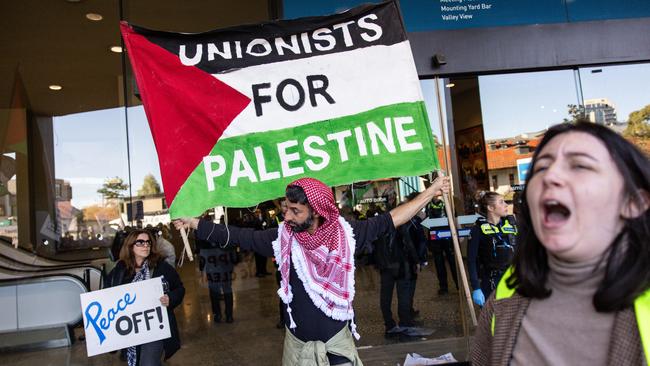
[{"left": 80, "top": 277, "right": 171, "bottom": 357}]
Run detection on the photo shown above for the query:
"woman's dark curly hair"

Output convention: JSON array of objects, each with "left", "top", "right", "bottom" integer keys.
[{"left": 509, "top": 121, "right": 650, "bottom": 312}]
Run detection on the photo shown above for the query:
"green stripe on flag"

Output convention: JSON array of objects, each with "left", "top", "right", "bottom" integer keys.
[{"left": 170, "top": 101, "right": 438, "bottom": 217}]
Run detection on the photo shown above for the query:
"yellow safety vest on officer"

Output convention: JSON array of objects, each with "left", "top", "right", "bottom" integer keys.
[{"left": 468, "top": 216, "right": 519, "bottom": 300}]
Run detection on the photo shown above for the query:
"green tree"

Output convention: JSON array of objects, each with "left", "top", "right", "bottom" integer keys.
[
  {"left": 97, "top": 177, "right": 129, "bottom": 199},
  {"left": 562, "top": 104, "right": 585, "bottom": 123},
  {"left": 138, "top": 174, "right": 162, "bottom": 196},
  {"left": 624, "top": 104, "right": 650, "bottom": 138}
]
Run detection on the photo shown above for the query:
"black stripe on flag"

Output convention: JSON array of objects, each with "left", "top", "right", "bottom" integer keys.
[{"left": 128, "top": 1, "right": 406, "bottom": 74}]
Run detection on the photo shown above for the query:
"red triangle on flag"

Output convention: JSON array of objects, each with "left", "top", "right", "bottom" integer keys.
[{"left": 120, "top": 22, "right": 250, "bottom": 208}]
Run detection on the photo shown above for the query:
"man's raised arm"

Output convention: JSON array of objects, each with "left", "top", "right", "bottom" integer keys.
[
  {"left": 175, "top": 218, "right": 201, "bottom": 232},
  {"left": 389, "top": 176, "right": 450, "bottom": 228},
  {"left": 173, "top": 217, "right": 276, "bottom": 257}
]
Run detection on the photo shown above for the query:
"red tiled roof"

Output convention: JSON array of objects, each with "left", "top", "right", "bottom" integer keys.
[
  {"left": 486, "top": 138, "right": 541, "bottom": 170},
  {"left": 487, "top": 136, "right": 649, "bottom": 170},
  {"left": 57, "top": 201, "right": 80, "bottom": 220}
]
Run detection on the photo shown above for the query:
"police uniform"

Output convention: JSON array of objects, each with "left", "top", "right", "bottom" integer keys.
[
  {"left": 467, "top": 216, "right": 518, "bottom": 298},
  {"left": 426, "top": 199, "right": 459, "bottom": 293}
]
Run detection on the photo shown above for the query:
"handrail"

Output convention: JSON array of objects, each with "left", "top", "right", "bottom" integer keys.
[
  {"left": 0, "top": 254, "right": 96, "bottom": 271},
  {"left": 0, "top": 274, "right": 88, "bottom": 332},
  {"left": 0, "top": 238, "right": 109, "bottom": 265},
  {"left": 0, "top": 265, "right": 104, "bottom": 291}
]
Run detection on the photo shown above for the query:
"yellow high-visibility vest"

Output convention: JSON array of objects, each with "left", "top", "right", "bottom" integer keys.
[{"left": 479, "top": 218, "right": 518, "bottom": 235}]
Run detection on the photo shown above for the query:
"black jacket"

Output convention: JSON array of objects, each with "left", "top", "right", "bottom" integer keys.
[
  {"left": 105, "top": 260, "right": 185, "bottom": 360},
  {"left": 374, "top": 224, "right": 419, "bottom": 279},
  {"left": 467, "top": 216, "right": 518, "bottom": 290}
]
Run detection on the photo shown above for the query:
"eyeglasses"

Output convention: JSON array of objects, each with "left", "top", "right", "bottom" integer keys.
[{"left": 134, "top": 239, "right": 152, "bottom": 247}]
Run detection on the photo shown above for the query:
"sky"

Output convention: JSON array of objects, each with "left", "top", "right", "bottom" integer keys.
[
  {"left": 479, "top": 64, "right": 650, "bottom": 139},
  {"left": 53, "top": 63, "right": 650, "bottom": 209},
  {"left": 53, "top": 106, "right": 161, "bottom": 208}
]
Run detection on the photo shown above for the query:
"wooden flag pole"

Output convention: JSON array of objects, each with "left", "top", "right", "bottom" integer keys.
[
  {"left": 436, "top": 171, "right": 477, "bottom": 326},
  {"left": 430, "top": 76, "right": 476, "bottom": 326},
  {"left": 180, "top": 227, "right": 194, "bottom": 262}
]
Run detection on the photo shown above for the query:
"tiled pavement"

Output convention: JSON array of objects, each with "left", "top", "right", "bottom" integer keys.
[{"left": 0, "top": 253, "right": 474, "bottom": 365}]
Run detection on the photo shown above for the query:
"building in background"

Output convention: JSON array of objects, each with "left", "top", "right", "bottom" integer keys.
[
  {"left": 486, "top": 134, "right": 541, "bottom": 194},
  {"left": 585, "top": 98, "right": 618, "bottom": 125}
]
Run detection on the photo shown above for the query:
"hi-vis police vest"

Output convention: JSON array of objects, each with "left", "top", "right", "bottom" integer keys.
[
  {"left": 478, "top": 217, "right": 517, "bottom": 269},
  {"left": 479, "top": 218, "right": 517, "bottom": 235},
  {"left": 491, "top": 267, "right": 650, "bottom": 362}
]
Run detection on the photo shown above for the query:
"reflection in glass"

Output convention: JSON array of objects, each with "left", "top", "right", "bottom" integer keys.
[
  {"left": 579, "top": 64, "right": 650, "bottom": 156},
  {"left": 421, "top": 78, "right": 450, "bottom": 172},
  {"left": 126, "top": 106, "right": 169, "bottom": 230},
  {"left": 53, "top": 107, "right": 129, "bottom": 252},
  {"left": 0, "top": 81, "right": 28, "bottom": 248},
  {"left": 479, "top": 70, "right": 578, "bottom": 139},
  {"left": 0, "top": 150, "right": 18, "bottom": 247},
  {"left": 477, "top": 70, "right": 578, "bottom": 212}
]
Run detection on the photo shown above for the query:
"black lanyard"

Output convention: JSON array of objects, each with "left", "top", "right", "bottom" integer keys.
[{"left": 488, "top": 223, "right": 513, "bottom": 259}]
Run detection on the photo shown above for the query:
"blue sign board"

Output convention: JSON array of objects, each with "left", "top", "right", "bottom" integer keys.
[
  {"left": 567, "top": 0, "right": 650, "bottom": 22},
  {"left": 430, "top": 228, "right": 471, "bottom": 240},
  {"left": 410, "top": 0, "right": 566, "bottom": 31},
  {"left": 283, "top": 0, "right": 650, "bottom": 32},
  {"left": 517, "top": 158, "right": 532, "bottom": 183}
]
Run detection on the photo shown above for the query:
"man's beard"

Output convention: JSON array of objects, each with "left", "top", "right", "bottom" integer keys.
[{"left": 288, "top": 214, "right": 313, "bottom": 233}]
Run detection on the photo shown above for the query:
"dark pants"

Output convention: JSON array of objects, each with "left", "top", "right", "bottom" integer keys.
[
  {"left": 209, "top": 281, "right": 233, "bottom": 319},
  {"left": 480, "top": 268, "right": 505, "bottom": 299},
  {"left": 255, "top": 253, "right": 269, "bottom": 275},
  {"left": 138, "top": 340, "right": 163, "bottom": 366},
  {"left": 409, "top": 275, "right": 417, "bottom": 312},
  {"left": 379, "top": 270, "right": 414, "bottom": 329},
  {"left": 430, "top": 239, "right": 458, "bottom": 290},
  {"left": 275, "top": 266, "right": 284, "bottom": 322}
]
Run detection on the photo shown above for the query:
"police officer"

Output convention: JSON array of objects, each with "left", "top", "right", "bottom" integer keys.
[
  {"left": 426, "top": 198, "right": 459, "bottom": 295},
  {"left": 468, "top": 191, "right": 518, "bottom": 306}
]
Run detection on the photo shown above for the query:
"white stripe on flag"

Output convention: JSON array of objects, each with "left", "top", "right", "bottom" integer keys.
[{"left": 216, "top": 41, "right": 422, "bottom": 139}]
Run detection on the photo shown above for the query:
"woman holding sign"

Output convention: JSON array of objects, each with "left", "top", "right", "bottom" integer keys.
[
  {"left": 105, "top": 229, "right": 185, "bottom": 366},
  {"left": 471, "top": 122, "right": 650, "bottom": 365}
]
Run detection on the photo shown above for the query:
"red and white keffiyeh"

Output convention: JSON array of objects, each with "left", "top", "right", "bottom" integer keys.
[{"left": 272, "top": 178, "right": 360, "bottom": 339}]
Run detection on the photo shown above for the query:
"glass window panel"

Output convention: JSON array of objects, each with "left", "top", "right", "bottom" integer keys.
[
  {"left": 53, "top": 108, "right": 129, "bottom": 253},
  {"left": 0, "top": 94, "right": 30, "bottom": 249},
  {"left": 421, "top": 78, "right": 451, "bottom": 172},
  {"left": 1, "top": 1, "right": 124, "bottom": 258},
  {"left": 0, "top": 132, "right": 21, "bottom": 247},
  {"left": 126, "top": 105, "right": 167, "bottom": 228},
  {"left": 579, "top": 64, "right": 650, "bottom": 157},
  {"left": 479, "top": 70, "right": 578, "bottom": 139},
  {"left": 475, "top": 70, "right": 578, "bottom": 211}
]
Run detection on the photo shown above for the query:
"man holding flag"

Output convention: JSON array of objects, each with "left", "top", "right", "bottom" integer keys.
[
  {"left": 124, "top": 1, "right": 456, "bottom": 362},
  {"left": 175, "top": 175, "right": 449, "bottom": 365}
]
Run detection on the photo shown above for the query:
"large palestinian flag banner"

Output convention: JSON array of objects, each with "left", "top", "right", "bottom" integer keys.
[{"left": 121, "top": 0, "right": 439, "bottom": 218}]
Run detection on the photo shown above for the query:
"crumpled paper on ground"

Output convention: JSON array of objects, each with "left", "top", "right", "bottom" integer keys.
[{"left": 403, "top": 352, "right": 458, "bottom": 365}]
